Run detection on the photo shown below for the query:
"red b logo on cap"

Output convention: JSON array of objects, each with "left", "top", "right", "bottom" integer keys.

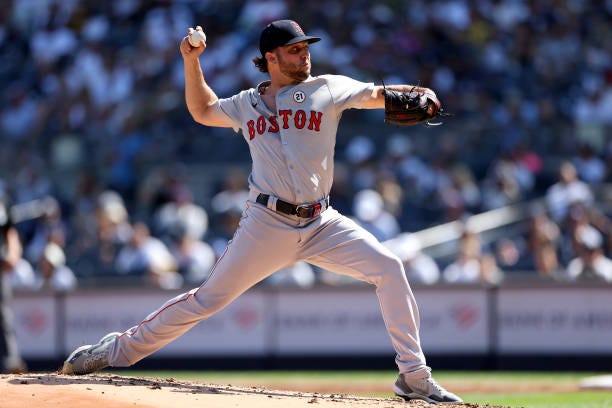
[{"left": 291, "top": 21, "right": 304, "bottom": 35}]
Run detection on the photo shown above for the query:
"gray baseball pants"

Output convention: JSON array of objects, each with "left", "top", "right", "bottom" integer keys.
[{"left": 109, "top": 195, "right": 429, "bottom": 377}]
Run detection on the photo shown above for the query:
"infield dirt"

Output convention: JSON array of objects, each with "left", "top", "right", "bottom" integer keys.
[{"left": 0, "top": 372, "right": 512, "bottom": 408}]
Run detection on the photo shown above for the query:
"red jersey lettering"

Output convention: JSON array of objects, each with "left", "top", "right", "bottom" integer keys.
[
  {"left": 247, "top": 120, "right": 256, "bottom": 140},
  {"left": 278, "top": 109, "right": 292, "bottom": 129},
  {"left": 308, "top": 111, "right": 323, "bottom": 131},
  {"left": 256, "top": 116, "right": 266, "bottom": 134},
  {"left": 294, "top": 109, "right": 306, "bottom": 129},
  {"left": 268, "top": 115, "right": 279, "bottom": 133},
  {"left": 248, "top": 111, "right": 322, "bottom": 140}
]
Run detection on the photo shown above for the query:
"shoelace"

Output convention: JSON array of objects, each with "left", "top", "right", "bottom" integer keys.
[{"left": 425, "top": 377, "right": 445, "bottom": 394}]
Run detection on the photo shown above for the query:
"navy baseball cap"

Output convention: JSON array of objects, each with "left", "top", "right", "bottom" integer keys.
[{"left": 259, "top": 20, "right": 320, "bottom": 56}]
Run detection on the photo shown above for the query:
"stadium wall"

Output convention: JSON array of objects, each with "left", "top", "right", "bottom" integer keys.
[{"left": 11, "top": 283, "right": 612, "bottom": 371}]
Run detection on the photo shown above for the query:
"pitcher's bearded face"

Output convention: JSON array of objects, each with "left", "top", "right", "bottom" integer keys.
[{"left": 276, "top": 42, "right": 311, "bottom": 81}]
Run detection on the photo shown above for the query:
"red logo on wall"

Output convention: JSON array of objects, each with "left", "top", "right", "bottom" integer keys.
[
  {"left": 233, "top": 307, "right": 259, "bottom": 330},
  {"left": 19, "top": 308, "right": 49, "bottom": 335},
  {"left": 450, "top": 305, "right": 479, "bottom": 330}
]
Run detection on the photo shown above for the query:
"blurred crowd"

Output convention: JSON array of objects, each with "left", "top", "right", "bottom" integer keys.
[{"left": 1, "top": 0, "right": 611, "bottom": 291}]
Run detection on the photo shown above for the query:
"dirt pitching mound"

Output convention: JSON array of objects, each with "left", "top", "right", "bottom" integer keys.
[{"left": 0, "top": 373, "right": 505, "bottom": 408}]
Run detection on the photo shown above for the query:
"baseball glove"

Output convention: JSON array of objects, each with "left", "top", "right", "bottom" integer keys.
[{"left": 383, "top": 86, "right": 450, "bottom": 127}]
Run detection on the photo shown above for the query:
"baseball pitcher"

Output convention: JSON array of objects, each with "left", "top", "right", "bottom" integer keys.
[{"left": 63, "top": 20, "right": 460, "bottom": 404}]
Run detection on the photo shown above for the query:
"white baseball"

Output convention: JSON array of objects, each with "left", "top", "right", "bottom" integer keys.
[{"left": 188, "top": 29, "right": 206, "bottom": 47}]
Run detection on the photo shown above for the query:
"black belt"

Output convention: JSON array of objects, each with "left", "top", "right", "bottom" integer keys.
[{"left": 256, "top": 194, "right": 329, "bottom": 218}]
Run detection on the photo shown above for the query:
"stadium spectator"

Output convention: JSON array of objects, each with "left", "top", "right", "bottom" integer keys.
[
  {"left": 207, "top": 207, "right": 243, "bottom": 259},
  {"left": 152, "top": 185, "right": 208, "bottom": 244},
  {"left": 209, "top": 167, "right": 250, "bottom": 216},
  {"left": 68, "top": 170, "right": 105, "bottom": 260},
  {"left": 74, "top": 190, "right": 133, "bottom": 277},
  {"left": 167, "top": 224, "right": 216, "bottom": 285},
  {"left": 24, "top": 197, "right": 66, "bottom": 265},
  {"left": 34, "top": 242, "right": 77, "bottom": 291},
  {"left": 263, "top": 261, "right": 316, "bottom": 288},
  {"left": 7, "top": 258, "right": 37, "bottom": 291},
  {"left": 352, "top": 189, "right": 400, "bottom": 242},
  {"left": 383, "top": 133, "right": 435, "bottom": 201},
  {"left": 386, "top": 234, "right": 440, "bottom": 285},
  {"left": 564, "top": 225, "right": 612, "bottom": 282},
  {"left": 526, "top": 210, "right": 562, "bottom": 278},
  {"left": 115, "top": 221, "right": 181, "bottom": 289},
  {"left": 442, "top": 228, "right": 503, "bottom": 285},
  {"left": 571, "top": 144, "right": 606, "bottom": 185},
  {"left": 545, "top": 161, "right": 594, "bottom": 223},
  {"left": 153, "top": 184, "right": 213, "bottom": 285},
  {"left": 343, "top": 135, "right": 378, "bottom": 192},
  {"left": 437, "top": 163, "right": 481, "bottom": 221},
  {"left": 492, "top": 238, "right": 525, "bottom": 273},
  {"left": 0, "top": 85, "right": 43, "bottom": 142},
  {"left": 480, "top": 160, "right": 523, "bottom": 211}
]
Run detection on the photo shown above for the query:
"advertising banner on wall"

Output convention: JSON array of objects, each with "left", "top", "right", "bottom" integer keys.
[
  {"left": 415, "top": 288, "right": 490, "bottom": 353},
  {"left": 12, "top": 293, "right": 57, "bottom": 357},
  {"left": 12, "top": 284, "right": 612, "bottom": 360},
  {"left": 274, "top": 287, "right": 489, "bottom": 355},
  {"left": 274, "top": 290, "right": 392, "bottom": 354},
  {"left": 497, "top": 286, "right": 612, "bottom": 353}
]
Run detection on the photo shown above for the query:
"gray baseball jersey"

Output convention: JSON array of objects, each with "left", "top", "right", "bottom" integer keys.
[
  {"left": 107, "top": 74, "right": 430, "bottom": 378},
  {"left": 218, "top": 74, "right": 373, "bottom": 204}
]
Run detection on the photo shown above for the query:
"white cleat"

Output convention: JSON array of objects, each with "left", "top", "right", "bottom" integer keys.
[
  {"left": 62, "top": 332, "right": 121, "bottom": 375},
  {"left": 393, "top": 373, "right": 463, "bottom": 404}
]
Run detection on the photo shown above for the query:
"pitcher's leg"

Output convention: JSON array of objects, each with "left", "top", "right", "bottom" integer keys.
[
  {"left": 302, "top": 210, "right": 428, "bottom": 376},
  {"left": 110, "top": 204, "right": 298, "bottom": 367}
]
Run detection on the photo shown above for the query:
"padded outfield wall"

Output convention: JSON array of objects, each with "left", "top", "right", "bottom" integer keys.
[{"left": 10, "top": 282, "right": 612, "bottom": 370}]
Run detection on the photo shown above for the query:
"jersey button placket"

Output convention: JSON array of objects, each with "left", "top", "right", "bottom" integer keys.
[
  {"left": 277, "top": 93, "right": 289, "bottom": 146},
  {"left": 278, "top": 91, "right": 303, "bottom": 203}
]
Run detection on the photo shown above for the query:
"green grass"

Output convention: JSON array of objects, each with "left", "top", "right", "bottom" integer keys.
[
  {"left": 118, "top": 370, "right": 612, "bottom": 408},
  {"left": 467, "top": 392, "right": 612, "bottom": 408},
  {"left": 436, "top": 371, "right": 612, "bottom": 407}
]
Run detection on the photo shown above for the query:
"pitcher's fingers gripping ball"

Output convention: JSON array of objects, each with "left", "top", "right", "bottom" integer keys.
[
  {"left": 383, "top": 86, "right": 451, "bottom": 126},
  {"left": 188, "top": 26, "right": 207, "bottom": 47}
]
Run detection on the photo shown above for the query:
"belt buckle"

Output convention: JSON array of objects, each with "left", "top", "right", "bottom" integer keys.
[
  {"left": 296, "top": 202, "right": 322, "bottom": 218},
  {"left": 295, "top": 204, "right": 311, "bottom": 218}
]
